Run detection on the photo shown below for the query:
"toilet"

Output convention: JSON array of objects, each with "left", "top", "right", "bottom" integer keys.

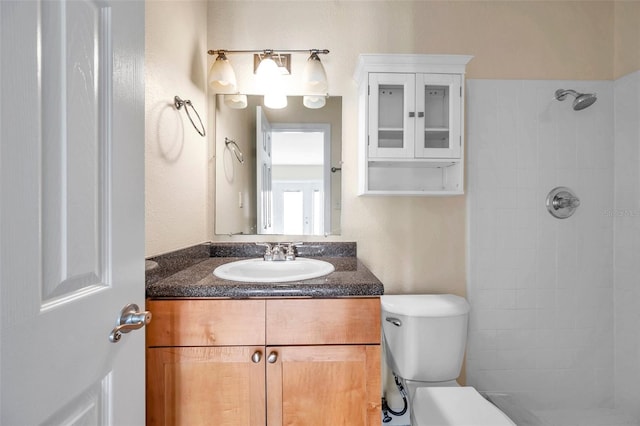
[{"left": 381, "top": 294, "right": 515, "bottom": 426}]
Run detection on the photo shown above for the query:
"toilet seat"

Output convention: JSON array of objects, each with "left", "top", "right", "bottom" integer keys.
[{"left": 411, "top": 387, "right": 516, "bottom": 426}]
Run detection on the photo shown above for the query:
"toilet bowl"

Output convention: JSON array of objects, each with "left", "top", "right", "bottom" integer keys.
[{"left": 381, "top": 294, "right": 515, "bottom": 426}]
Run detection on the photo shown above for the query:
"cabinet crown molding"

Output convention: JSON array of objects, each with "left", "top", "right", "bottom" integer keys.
[{"left": 354, "top": 54, "right": 474, "bottom": 86}]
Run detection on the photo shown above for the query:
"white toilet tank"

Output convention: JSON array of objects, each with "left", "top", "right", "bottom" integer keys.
[{"left": 381, "top": 294, "right": 470, "bottom": 383}]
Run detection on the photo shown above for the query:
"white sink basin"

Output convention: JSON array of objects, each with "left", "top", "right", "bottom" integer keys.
[{"left": 213, "top": 258, "right": 335, "bottom": 283}]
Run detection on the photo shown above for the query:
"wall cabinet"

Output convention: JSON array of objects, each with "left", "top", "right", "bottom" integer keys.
[
  {"left": 146, "top": 298, "right": 381, "bottom": 426},
  {"left": 354, "top": 54, "right": 472, "bottom": 196}
]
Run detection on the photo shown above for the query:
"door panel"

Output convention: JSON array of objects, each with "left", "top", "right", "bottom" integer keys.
[
  {"left": 40, "top": 0, "right": 109, "bottom": 305},
  {"left": 0, "top": 0, "right": 145, "bottom": 424},
  {"left": 266, "top": 345, "right": 381, "bottom": 426},
  {"left": 368, "top": 73, "right": 415, "bottom": 158},
  {"left": 147, "top": 347, "right": 267, "bottom": 426}
]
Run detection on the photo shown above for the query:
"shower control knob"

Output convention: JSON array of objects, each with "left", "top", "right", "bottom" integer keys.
[{"left": 546, "top": 187, "right": 580, "bottom": 219}]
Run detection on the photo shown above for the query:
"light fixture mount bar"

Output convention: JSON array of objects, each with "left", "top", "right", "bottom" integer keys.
[{"left": 208, "top": 48, "right": 329, "bottom": 56}]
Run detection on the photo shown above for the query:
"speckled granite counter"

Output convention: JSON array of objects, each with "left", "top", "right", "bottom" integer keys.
[{"left": 146, "top": 242, "right": 384, "bottom": 298}]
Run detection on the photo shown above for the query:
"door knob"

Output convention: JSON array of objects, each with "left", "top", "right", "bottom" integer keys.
[
  {"left": 109, "top": 303, "right": 151, "bottom": 343},
  {"left": 267, "top": 351, "right": 278, "bottom": 363}
]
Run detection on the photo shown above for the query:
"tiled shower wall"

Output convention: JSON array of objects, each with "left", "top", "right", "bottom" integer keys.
[
  {"left": 466, "top": 79, "right": 615, "bottom": 409},
  {"left": 613, "top": 70, "right": 640, "bottom": 419}
]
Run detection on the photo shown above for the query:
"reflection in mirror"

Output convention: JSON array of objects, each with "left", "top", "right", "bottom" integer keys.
[{"left": 215, "top": 95, "right": 342, "bottom": 236}]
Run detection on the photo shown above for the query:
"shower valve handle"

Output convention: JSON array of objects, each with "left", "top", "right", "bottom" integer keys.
[{"left": 553, "top": 194, "right": 580, "bottom": 210}]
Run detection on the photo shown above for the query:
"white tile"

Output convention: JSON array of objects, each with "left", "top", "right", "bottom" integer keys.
[{"left": 467, "top": 78, "right": 621, "bottom": 413}]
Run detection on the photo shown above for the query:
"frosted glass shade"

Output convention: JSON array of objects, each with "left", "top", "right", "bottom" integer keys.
[
  {"left": 303, "top": 54, "right": 328, "bottom": 94},
  {"left": 264, "top": 92, "right": 287, "bottom": 109},
  {"left": 208, "top": 55, "right": 237, "bottom": 93},
  {"left": 224, "top": 94, "right": 248, "bottom": 109},
  {"left": 303, "top": 95, "right": 326, "bottom": 109},
  {"left": 256, "top": 56, "right": 280, "bottom": 82}
]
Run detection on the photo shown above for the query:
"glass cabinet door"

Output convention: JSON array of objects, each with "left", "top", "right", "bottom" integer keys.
[
  {"left": 415, "top": 73, "right": 461, "bottom": 158},
  {"left": 367, "top": 73, "right": 415, "bottom": 158}
]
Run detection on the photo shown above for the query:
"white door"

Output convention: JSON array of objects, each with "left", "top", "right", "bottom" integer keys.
[
  {"left": 1, "top": 1, "right": 145, "bottom": 425},
  {"left": 256, "top": 106, "right": 274, "bottom": 234}
]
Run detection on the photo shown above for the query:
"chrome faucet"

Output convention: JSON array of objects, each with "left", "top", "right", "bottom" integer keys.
[{"left": 256, "top": 242, "right": 303, "bottom": 261}]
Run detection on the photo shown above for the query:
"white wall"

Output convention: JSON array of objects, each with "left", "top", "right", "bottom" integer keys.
[
  {"left": 466, "top": 79, "right": 615, "bottom": 409},
  {"left": 613, "top": 70, "right": 640, "bottom": 418}
]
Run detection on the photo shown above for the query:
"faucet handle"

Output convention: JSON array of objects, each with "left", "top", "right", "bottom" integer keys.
[
  {"left": 255, "top": 243, "right": 273, "bottom": 261},
  {"left": 285, "top": 242, "right": 304, "bottom": 260}
]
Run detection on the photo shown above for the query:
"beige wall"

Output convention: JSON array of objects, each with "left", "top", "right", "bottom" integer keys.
[
  {"left": 146, "top": 1, "right": 638, "bottom": 292},
  {"left": 145, "top": 0, "right": 209, "bottom": 256},
  {"left": 615, "top": 1, "right": 640, "bottom": 79},
  {"left": 206, "top": 0, "right": 619, "bottom": 296}
]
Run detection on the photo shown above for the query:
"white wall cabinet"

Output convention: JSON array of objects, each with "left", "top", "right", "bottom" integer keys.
[{"left": 354, "top": 54, "right": 472, "bottom": 196}]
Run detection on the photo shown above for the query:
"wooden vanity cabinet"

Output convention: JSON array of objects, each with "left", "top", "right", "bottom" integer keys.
[{"left": 146, "top": 298, "right": 381, "bottom": 426}]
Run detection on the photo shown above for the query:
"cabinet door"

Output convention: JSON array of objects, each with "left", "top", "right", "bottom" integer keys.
[
  {"left": 415, "top": 73, "right": 462, "bottom": 158},
  {"left": 368, "top": 73, "right": 415, "bottom": 158},
  {"left": 266, "top": 345, "right": 380, "bottom": 426},
  {"left": 147, "top": 346, "right": 266, "bottom": 426}
]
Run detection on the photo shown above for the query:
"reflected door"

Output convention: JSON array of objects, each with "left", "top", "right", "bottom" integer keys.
[{"left": 256, "top": 106, "right": 274, "bottom": 234}]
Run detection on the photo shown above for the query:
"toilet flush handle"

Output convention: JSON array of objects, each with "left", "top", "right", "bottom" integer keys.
[{"left": 385, "top": 317, "right": 402, "bottom": 327}]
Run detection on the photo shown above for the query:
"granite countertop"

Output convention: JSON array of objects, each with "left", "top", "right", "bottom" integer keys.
[{"left": 146, "top": 242, "right": 384, "bottom": 299}]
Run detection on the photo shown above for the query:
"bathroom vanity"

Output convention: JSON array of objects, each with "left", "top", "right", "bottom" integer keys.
[{"left": 145, "top": 243, "right": 383, "bottom": 426}]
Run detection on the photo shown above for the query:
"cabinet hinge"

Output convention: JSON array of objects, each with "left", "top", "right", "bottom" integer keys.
[
  {"left": 367, "top": 135, "right": 370, "bottom": 146},
  {"left": 368, "top": 85, "right": 370, "bottom": 96},
  {"left": 460, "top": 86, "right": 462, "bottom": 97}
]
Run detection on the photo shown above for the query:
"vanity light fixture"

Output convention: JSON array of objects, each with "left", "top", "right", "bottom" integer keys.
[
  {"left": 255, "top": 51, "right": 287, "bottom": 109},
  {"left": 207, "top": 48, "right": 330, "bottom": 109},
  {"left": 223, "top": 94, "right": 248, "bottom": 109},
  {"left": 302, "top": 50, "right": 329, "bottom": 109},
  {"left": 207, "top": 51, "right": 237, "bottom": 93}
]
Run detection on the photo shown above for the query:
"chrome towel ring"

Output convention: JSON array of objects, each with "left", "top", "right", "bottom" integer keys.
[
  {"left": 174, "top": 95, "right": 205, "bottom": 137},
  {"left": 225, "top": 137, "right": 244, "bottom": 164}
]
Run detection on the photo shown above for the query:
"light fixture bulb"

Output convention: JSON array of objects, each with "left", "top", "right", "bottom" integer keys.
[
  {"left": 303, "top": 52, "right": 328, "bottom": 94},
  {"left": 256, "top": 55, "right": 279, "bottom": 80},
  {"left": 257, "top": 52, "right": 287, "bottom": 109},
  {"left": 264, "top": 92, "right": 287, "bottom": 109},
  {"left": 303, "top": 95, "right": 326, "bottom": 109},
  {"left": 208, "top": 53, "right": 237, "bottom": 93},
  {"left": 224, "top": 94, "right": 248, "bottom": 109}
]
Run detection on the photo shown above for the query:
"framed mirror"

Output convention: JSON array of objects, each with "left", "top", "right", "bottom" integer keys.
[{"left": 215, "top": 95, "right": 342, "bottom": 236}]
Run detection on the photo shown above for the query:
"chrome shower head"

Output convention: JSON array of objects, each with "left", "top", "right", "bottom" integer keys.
[{"left": 555, "top": 89, "right": 597, "bottom": 111}]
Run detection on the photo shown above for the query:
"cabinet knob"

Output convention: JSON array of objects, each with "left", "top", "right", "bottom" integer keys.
[
  {"left": 267, "top": 351, "right": 278, "bottom": 364},
  {"left": 251, "top": 351, "right": 262, "bottom": 363},
  {"left": 418, "top": 112, "right": 424, "bottom": 118},
  {"left": 408, "top": 112, "right": 415, "bottom": 118}
]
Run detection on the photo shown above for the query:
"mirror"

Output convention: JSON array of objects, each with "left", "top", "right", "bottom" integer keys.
[{"left": 215, "top": 95, "right": 342, "bottom": 236}]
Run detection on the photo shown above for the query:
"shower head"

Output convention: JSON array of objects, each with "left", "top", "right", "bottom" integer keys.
[{"left": 555, "top": 89, "right": 597, "bottom": 111}]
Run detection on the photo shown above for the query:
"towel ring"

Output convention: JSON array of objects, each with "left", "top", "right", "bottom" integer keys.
[
  {"left": 174, "top": 96, "right": 205, "bottom": 137},
  {"left": 225, "top": 137, "right": 244, "bottom": 164}
]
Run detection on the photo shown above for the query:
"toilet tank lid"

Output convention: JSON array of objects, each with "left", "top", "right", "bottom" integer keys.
[{"left": 381, "top": 294, "right": 470, "bottom": 317}]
